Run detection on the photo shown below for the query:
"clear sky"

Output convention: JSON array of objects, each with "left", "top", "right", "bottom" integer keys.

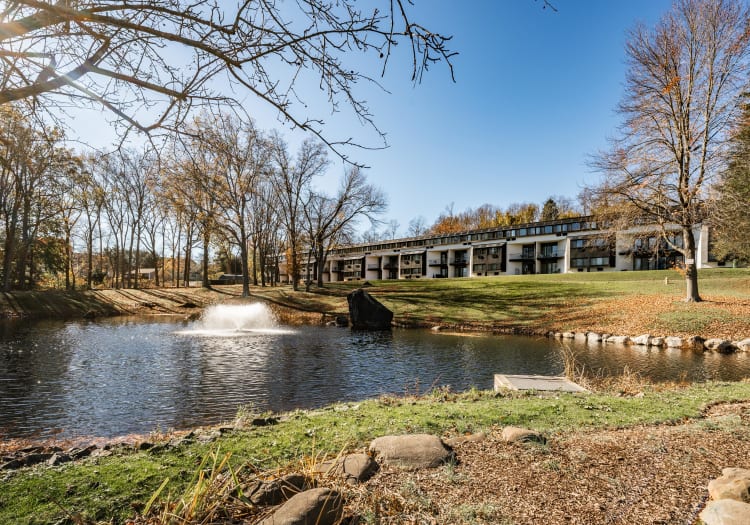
[
  {"left": 72, "top": 0, "right": 676, "bottom": 236},
  {"left": 327, "top": 0, "right": 675, "bottom": 235}
]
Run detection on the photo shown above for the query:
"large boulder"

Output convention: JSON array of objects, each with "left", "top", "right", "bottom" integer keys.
[
  {"left": 369, "top": 434, "right": 453, "bottom": 470},
  {"left": 705, "top": 338, "right": 735, "bottom": 353},
  {"left": 347, "top": 289, "right": 393, "bottom": 330},
  {"left": 708, "top": 467, "right": 750, "bottom": 503},
  {"left": 699, "top": 499, "right": 750, "bottom": 525},
  {"left": 259, "top": 487, "right": 343, "bottom": 525}
]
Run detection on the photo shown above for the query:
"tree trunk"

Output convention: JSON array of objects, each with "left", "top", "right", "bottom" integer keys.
[
  {"left": 683, "top": 227, "right": 702, "bottom": 303},
  {"left": 316, "top": 244, "right": 326, "bottom": 288},
  {"left": 86, "top": 229, "right": 93, "bottom": 289},
  {"left": 202, "top": 228, "right": 210, "bottom": 288},
  {"left": 240, "top": 235, "right": 250, "bottom": 297}
]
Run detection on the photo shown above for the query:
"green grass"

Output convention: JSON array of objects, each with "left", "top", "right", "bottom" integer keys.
[
  {"left": 3, "top": 381, "right": 750, "bottom": 524},
  {"left": 248, "top": 268, "right": 750, "bottom": 334}
]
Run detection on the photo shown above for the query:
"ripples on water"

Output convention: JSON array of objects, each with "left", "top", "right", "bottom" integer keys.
[{"left": 0, "top": 303, "right": 748, "bottom": 440}]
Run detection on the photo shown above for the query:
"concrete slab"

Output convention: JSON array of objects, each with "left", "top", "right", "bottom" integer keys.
[{"left": 494, "top": 374, "right": 588, "bottom": 393}]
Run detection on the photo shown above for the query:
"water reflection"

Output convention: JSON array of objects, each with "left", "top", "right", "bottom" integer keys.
[{"left": 0, "top": 316, "right": 748, "bottom": 440}]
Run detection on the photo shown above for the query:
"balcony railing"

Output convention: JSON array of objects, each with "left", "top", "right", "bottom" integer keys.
[
  {"left": 537, "top": 249, "right": 565, "bottom": 259},
  {"left": 367, "top": 264, "right": 381, "bottom": 270},
  {"left": 508, "top": 251, "right": 535, "bottom": 261},
  {"left": 451, "top": 258, "right": 468, "bottom": 266},
  {"left": 428, "top": 259, "right": 447, "bottom": 266}
]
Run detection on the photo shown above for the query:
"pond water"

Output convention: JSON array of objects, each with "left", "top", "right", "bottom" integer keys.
[{"left": 1, "top": 304, "right": 748, "bottom": 440}]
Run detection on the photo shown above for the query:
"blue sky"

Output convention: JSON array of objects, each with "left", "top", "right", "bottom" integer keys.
[
  {"left": 328, "top": 0, "right": 675, "bottom": 234},
  {"left": 75, "top": 0, "right": 675, "bottom": 236}
]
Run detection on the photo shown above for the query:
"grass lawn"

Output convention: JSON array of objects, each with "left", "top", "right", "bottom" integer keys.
[{"left": 248, "top": 268, "right": 750, "bottom": 339}]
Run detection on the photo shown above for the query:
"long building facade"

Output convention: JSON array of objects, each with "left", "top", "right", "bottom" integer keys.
[{"left": 282, "top": 216, "right": 713, "bottom": 283}]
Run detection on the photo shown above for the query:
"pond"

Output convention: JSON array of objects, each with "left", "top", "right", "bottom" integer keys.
[{"left": 1, "top": 303, "right": 748, "bottom": 440}]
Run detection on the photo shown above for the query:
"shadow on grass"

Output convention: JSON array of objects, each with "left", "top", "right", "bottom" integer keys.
[{"left": 1, "top": 290, "right": 120, "bottom": 319}]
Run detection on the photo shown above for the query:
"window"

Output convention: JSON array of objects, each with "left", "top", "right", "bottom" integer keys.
[
  {"left": 571, "top": 258, "right": 586, "bottom": 267},
  {"left": 572, "top": 239, "right": 585, "bottom": 249},
  {"left": 590, "top": 257, "right": 608, "bottom": 266}
]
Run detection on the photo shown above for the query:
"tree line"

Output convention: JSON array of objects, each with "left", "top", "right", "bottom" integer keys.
[{"left": 0, "top": 106, "right": 385, "bottom": 294}]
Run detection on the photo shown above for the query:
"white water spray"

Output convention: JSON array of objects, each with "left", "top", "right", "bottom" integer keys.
[{"left": 178, "top": 303, "right": 293, "bottom": 336}]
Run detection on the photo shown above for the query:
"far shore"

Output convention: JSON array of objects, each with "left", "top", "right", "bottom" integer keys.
[{"left": 1, "top": 268, "right": 748, "bottom": 341}]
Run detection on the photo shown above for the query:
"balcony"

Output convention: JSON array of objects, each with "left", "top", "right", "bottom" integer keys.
[
  {"left": 537, "top": 249, "right": 565, "bottom": 260},
  {"left": 508, "top": 251, "right": 535, "bottom": 261},
  {"left": 383, "top": 263, "right": 398, "bottom": 270},
  {"left": 450, "top": 258, "right": 468, "bottom": 266},
  {"left": 428, "top": 259, "right": 448, "bottom": 267},
  {"left": 367, "top": 264, "right": 381, "bottom": 270}
]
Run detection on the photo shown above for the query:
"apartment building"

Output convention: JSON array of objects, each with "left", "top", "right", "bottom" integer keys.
[{"left": 282, "top": 216, "right": 712, "bottom": 283}]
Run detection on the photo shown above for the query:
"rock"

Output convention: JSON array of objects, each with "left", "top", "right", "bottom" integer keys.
[
  {"left": 315, "top": 453, "right": 378, "bottom": 485},
  {"left": 574, "top": 332, "right": 587, "bottom": 342},
  {"left": 1, "top": 458, "right": 27, "bottom": 470},
  {"left": 650, "top": 337, "right": 665, "bottom": 347},
  {"left": 444, "top": 431, "right": 487, "bottom": 448},
  {"left": 735, "top": 339, "right": 750, "bottom": 352},
  {"left": 708, "top": 468, "right": 750, "bottom": 503},
  {"left": 665, "top": 336, "right": 684, "bottom": 348},
  {"left": 251, "top": 417, "right": 279, "bottom": 427},
  {"left": 259, "top": 487, "right": 343, "bottom": 525},
  {"left": 699, "top": 499, "right": 750, "bottom": 525},
  {"left": 561, "top": 332, "right": 575, "bottom": 339},
  {"left": 244, "top": 473, "right": 308, "bottom": 506},
  {"left": 687, "top": 336, "right": 706, "bottom": 351},
  {"left": 369, "top": 434, "right": 453, "bottom": 470},
  {"left": 334, "top": 315, "right": 349, "bottom": 327},
  {"left": 705, "top": 338, "right": 735, "bottom": 353},
  {"left": 606, "top": 335, "right": 630, "bottom": 345},
  {"left": 47, "top": 453, "right": 72, "bottom": 466},
  {"left": 501, "top": 427, "right": 546, "bottom": 444},
  {"left": 347, "top": 289, "right": 393, "bottom": 330},
  {"left": 431, "top": 325, "right": 444, "bottom": 332},
  {"left": 552, "top": 332, "right": 563, "bottom": 338},
  {"left": 70, "top": 445, "right": 98, "bottom": 460},
  {"left": 632, "top": 334, "right": 652, "bottom": 346},
  {"left": 587, "top": 332, "right": 602, "bottom": 343}
]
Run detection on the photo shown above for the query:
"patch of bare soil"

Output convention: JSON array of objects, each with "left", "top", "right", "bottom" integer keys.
[{"left": 343, "top": 402, "right": 750, "bottom": 524}]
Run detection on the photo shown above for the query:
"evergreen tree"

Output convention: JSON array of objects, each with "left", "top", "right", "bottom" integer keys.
[{"left": 713, "top": 97, "right": 750, "bottom": 264}]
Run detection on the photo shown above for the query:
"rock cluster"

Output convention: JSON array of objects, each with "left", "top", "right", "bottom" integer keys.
[
  {"left": 549, "top": 331, "right": 750, "bottom": 353},
  {"left": 699, "top": 467, "right": 750, "bottom": 525},
  {"left": 256, "top": 427, "right": 539, "bottom": 524}
]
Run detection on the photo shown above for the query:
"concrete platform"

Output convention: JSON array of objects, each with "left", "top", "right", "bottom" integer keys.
[{"left": 494, "top": 374, "right": 588, "bottom": 393}]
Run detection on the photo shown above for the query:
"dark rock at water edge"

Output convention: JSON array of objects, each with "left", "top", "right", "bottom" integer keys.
[{"left": 347, "top": 288, "right": 393, "bottom": 330}]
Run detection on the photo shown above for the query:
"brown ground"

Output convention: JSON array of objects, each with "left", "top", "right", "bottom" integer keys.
[
  {"left": 341, "top": 402, "right": 750, "bottom": 524},
  {"left": 555, "top": 294, "right": 750, "bottom": 341}
]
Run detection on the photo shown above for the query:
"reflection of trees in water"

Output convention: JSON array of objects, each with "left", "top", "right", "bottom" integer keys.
[{"left": 2, "top": 321, "right": 750, "bottom": 440}]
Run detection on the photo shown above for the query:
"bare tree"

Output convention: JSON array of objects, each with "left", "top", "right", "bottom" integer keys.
[
  {"left": 303, "top": 166, "right": 387, "bottom": 287},
  {"left": 0, "top": 1, "right": 454, "bottom": 152},
  {"left": 271, "top": 134, "right": 329, "bottom": 290},
  {"left": 589, "top": 0, "right": 750, "bottom": 302},
  {"left": 198, "top": 114, "right": 270, "bottom": 296},
  {"left": 407, "top": 216, "right": 427, "bottom": 237}
]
